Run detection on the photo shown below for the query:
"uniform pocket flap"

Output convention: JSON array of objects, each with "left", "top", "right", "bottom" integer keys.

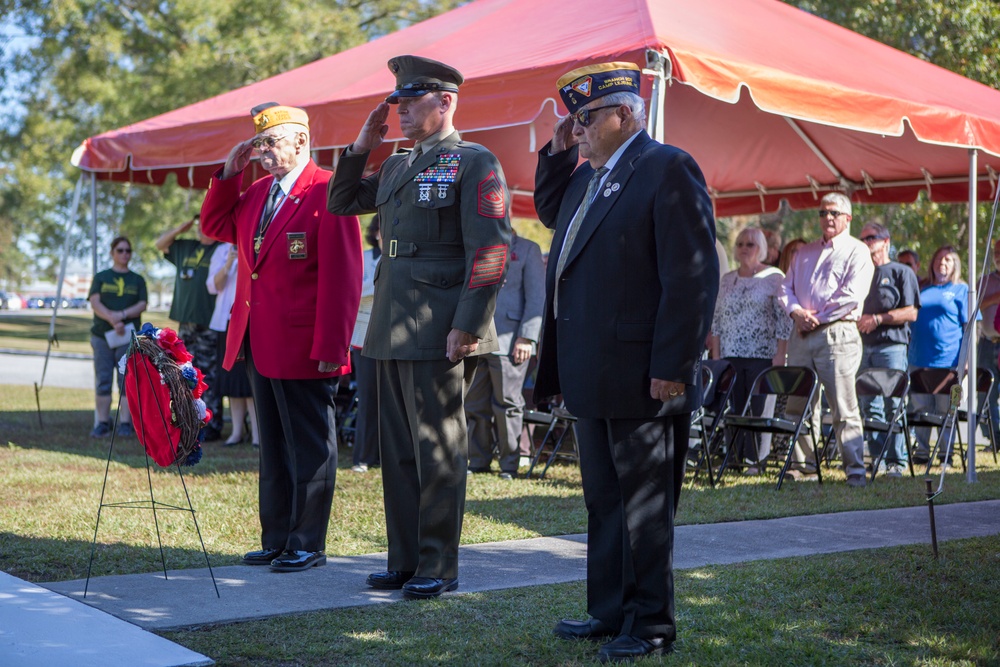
[{"left": 411, "top": 261, "right": 464, "bottom": 289}]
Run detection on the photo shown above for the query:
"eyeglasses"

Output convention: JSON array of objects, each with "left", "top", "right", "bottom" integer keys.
[
  {"left": 818, "top": 210, "right": 848, "bottom": 219},
  {"left": 114, "top": 247, "right": 132, "bottom": 254},
  {"left": 860, "top": 235, "right": 885, "bottom": 243},
  {"left": 735, "top": 241, "right": 757, "bottom": 248},
  {"left": 571, "top": 104, "right": 621, "bottom": 127},
  {"left": 251, "top": 134, "right": 289, "bottom": 151}
]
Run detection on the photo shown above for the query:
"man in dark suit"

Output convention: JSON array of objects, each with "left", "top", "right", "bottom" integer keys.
[
  {"left": 534, "top": 62, "right": 718, "bottom": 662},
  {"left": 328, "top": 55, "right": 511, "bottom": 599},
  {"left": 201, "top": 103, "right": 363, "bottom": 572},
  {"left": 465, "top": 230, "right": 545, "bottom": 479}
]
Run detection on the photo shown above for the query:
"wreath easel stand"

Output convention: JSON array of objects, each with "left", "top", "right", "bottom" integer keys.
[{"left": 84, "top": 328, "right": 219, "bottom": 598}]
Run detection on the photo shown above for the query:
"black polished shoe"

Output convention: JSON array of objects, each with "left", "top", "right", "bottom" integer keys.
[
  {"left": 366, "top": 570, "right": 416, "bottom": 590},
  {"left": 553, "top": 618, "right": 617, "bottom": 641},
  {"left": 401, "top": 577, "right": 458, "bottom": 599},
  {"left": 242, "top": 548, "right": 284, "bottom": 566},
  {"left": 598, "top": 635, "right": 672, "bottom": 663},
  {"left": 269, "top": 550, "right": 326, "bottom": 572},
  {"left": 498, "top": 471, "right": 516, "bottom": 480}
]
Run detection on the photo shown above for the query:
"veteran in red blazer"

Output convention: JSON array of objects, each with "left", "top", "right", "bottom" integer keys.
[{"left": 201, "top": 102, "right": 363, "bottom": 573}]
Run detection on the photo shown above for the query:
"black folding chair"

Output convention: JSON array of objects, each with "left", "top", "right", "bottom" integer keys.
[
  {"left": 856, "top": 367, "right": 914, "bottom": 483},
  {"left": 907, "top": 367, "right": 966, "bottom": 473},
  {"left": 719, "top": 366, "right": 821, "bottom": 490},
  {"left": 956, "top": 367, "right": 1000, "bottom": 465},
  {"left": 525, "top": 400, "right": 578, "bottom": 479},
  {"left": 687, "top": 360, "right": 737, "bottom": 488}
]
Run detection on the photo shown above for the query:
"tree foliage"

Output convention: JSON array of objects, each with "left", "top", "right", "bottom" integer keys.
[{"left": 0, "top": 0, "right": 459, "bottom": 284}]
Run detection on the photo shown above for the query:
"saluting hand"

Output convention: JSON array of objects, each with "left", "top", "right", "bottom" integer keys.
[
  {"left": 222, "top": 138, "right": 255, "bottom": 180},
  {"left": 550, "top": 115, "right": 578, "bottom": 154},
  {"left": 353, "top": 102, "right": 391, "bottom": 154}
]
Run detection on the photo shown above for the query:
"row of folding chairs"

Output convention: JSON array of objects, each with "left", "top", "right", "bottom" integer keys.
[{"left": 687, "top": 362, "right": 1000, "bottom": 490}]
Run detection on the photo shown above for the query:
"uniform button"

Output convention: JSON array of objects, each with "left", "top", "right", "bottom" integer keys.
[
  {"left": 245, "top": 301, "right": 250, "bottom": 307},
  {"left": 251, "top": 272, "right": 259, "bottom": 280},
  {"left": 440, "top": 279, "right": 448, "bottom": 286},
  {"left": 393, "top": 218, "right": 399, "bottom": 225},
  {"left": 395, "top": 199, "right": 401, "bottom": 207}
]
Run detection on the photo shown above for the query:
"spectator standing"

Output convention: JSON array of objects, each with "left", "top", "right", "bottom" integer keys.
[
  {"left": 897, "top": 249, "right": 928, "bottom": 288},
  {"left": 206, "top": 242, "right": 258, "bottom": 447},
  {"left": 975, "top": 240, "right": 1000, "bottom": 448},
  {"left": 155, "top": 215, "right": 223, "bottom": 441},
  {"left": 709, "top": 226, "right": 791, "bottom": 469},
  {"left": 201, "top": 102, "right": 363, "bottom": 572},
  {"left": 534, "top": 62, "right": 718, "bottom": 662},
  {"left": 350, "top": 216, "right": 382, "bottom": 473},
  {"left": 87, "top": 236, "right": 147, "bottom": 438},
  {"left": 856, "top": 222, "right": 920, "bottom": 478},
  {"left": 909, "top": 245, "right": 977, "bottom": 464},
  {"left": 778, "top": 192, "right": 873, "bottom": 487},
  {"left": 778, "top": 238, "right": 806, "bottom": 276},
  {"left": 328, "top": 55, "right": 511, "bottom": 600},
  {"left": 466, "top": 229, "right": 545, "bottom": 479}
]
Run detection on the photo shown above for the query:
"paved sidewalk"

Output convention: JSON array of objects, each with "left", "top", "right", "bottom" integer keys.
[
  {"left": 1, "top": 350, "right": 94, "bottom": 390},
  {"left": 4, "top": 499, "right": 996, "bottom": 666}
]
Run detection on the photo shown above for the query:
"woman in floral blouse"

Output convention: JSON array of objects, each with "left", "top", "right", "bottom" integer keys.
[{"left": 709, "top": 226, "right": 793, "bottom": 469}]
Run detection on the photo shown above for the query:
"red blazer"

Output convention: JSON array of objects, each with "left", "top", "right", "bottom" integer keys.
[{"left": 200, "top": 160, "right": 363, "bottom": 380}]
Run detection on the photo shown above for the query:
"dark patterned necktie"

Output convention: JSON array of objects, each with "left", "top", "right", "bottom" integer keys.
[
  {"left": 255, "top": 181, "right": 283, "bottom": 254},
  {"left": 553, "top": 166, "right": 608, "bottom": 315}
]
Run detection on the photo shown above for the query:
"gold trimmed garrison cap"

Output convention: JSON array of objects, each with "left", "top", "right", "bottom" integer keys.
[
  {"left": 250, "top": 102, "right": 310, "bottom": 134},
  {"left": 385, "top": 55, "right": 463, "bottom": 104},
  {"left": 556, "top": 62, "right": 641, "bottom": 114}
]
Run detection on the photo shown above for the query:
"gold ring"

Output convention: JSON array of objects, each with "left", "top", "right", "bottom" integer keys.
[{"left": 668, "top": 390, "right": 679, "bottom": 398}]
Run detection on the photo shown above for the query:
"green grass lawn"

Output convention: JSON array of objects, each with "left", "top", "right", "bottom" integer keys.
[
  {"left": 2, "top": 381, "right": 999, "bottom": 665},
  {"left": 0, "top": 311, "right": 176, "bottom": 354}
]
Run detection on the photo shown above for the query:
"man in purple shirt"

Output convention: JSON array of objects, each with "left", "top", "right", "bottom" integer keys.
[{"left": 779, "top": 192, "right": 874, "bottom": 487}]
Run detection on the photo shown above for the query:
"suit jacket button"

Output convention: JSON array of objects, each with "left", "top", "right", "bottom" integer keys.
[
  {"left": 393, "top": 218, "right": 399, "bottom": 225},
  {"left": 395, "top": 199, "right": 401, "bottom": 207},
  {"left": 251, "top": 272, "right": 259, "bottom": 280}
]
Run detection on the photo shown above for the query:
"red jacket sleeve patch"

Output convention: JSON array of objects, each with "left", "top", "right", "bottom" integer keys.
[
  {"left": 469, "top": 245, "right": 507, "bottom": 288},
  {"left": 478, "top": 171, "right": 506, "bottom": 219}
]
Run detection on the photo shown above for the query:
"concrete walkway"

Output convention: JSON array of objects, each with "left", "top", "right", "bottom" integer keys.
[
  {"left": 1, "top": 349, "right": 94, "bottom": 390},
  {"left": 4, "top": 500, "right": 997, "bottom": 666}
]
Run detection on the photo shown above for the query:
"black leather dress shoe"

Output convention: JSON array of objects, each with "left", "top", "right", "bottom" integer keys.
[
  {"left": 553, "top": 618, "right": 617, "bottom": 641},
  {"left": 598, "top": 635, "right": 672, "bottom": 663},
  {"left": 269, "top": 550, "right": 326, "bottom": 572},
  {"left": 242, "top": 548, "right": 283, "bottom": 566},
  {"left": 366, "top": 570, "right": 416, "bottom": 590},
  {"left": 401, "top": 577, "right": 458, "bottom": 599}
]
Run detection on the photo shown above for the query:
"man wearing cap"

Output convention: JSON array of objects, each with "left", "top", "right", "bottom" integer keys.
[
  {"left": 200, "top": 103, "right": 363, "bottom": 573},
  {"left": 534, "top": 62, "right": 718, "bottom": 662},
  {"left": 328, "top": 55, "right": 511, "bottom": 600},
  {"left": 857, "top": 221, "right": 919, "bottom": 479}
]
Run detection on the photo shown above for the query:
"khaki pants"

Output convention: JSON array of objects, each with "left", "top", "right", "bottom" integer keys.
[{"left": 787, "top": 321, "right": 866, "bottom": 477}]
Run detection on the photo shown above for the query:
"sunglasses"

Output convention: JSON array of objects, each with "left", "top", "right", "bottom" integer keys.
[
  {"left": 735, "top": 241, "right": 757, "bottom": 247},
  {"left": 571, "top": 104, "right": 621, "bottom": 127},
  {"left": 860, "top": 235, "right": 886, "bottom": 243},
  {"left": 251, "top": 134, "right": 289, "bottom": 151},
  {"left": 818, "top": 210, "right": 848, "bottom": 219},
  {"left": 114, "top": 247, "right": 132, "bottom": 254}
]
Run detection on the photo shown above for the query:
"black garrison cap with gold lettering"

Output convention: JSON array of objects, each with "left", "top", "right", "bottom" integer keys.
[
  {"left": 385, "top": 55, "right": 464, "bottom": 104},
  {"left": 557, "top": 62, "right": 641, "bottom": 114}
]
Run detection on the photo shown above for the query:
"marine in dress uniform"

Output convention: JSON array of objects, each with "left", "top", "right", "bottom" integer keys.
[
  {"left": 328, "top": 55, "right": 511, "bottom": 599},
  {"left": 533, "top": 63, "right": 718, "bottom": 662},
  {"left": 200, "top": 104, "right": 363, "bottom": 573}
]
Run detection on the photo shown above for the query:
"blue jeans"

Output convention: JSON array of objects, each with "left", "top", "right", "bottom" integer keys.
[
  {"left": 859, "top": 342, "right": 908, "bottom": 466},
  {"left": 977, "top": 337, "right": 1000, "bottom": 442}
]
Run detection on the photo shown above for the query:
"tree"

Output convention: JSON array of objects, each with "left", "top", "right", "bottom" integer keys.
[{"left": 0, "top": 0, "right": 459, "bottom": 284}]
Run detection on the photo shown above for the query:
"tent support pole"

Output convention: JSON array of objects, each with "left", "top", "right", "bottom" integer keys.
[
  {"left": 644, "top": 49, "right": 669, "bottom": 143},
  {"left": 968, "top": 148, "right": 978, "bottom": 483},
  {"left": 91, "top": 172, "right": 98, "bottom": 276}
]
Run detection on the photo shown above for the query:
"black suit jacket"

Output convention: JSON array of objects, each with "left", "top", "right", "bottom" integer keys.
[{"left": 533, "top": 130, "right": 718, "bottom": 419}]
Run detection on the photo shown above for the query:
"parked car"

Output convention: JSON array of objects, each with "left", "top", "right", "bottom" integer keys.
[{"left": 69, "top": 297, "right": 89, "bottom": 309}]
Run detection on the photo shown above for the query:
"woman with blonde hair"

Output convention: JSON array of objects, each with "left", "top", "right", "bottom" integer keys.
[{"left": 710, "top": 226, "right": 792, "bottom": 469}]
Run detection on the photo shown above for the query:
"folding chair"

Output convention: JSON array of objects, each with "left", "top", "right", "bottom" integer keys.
[
  {"left": 956, "top": 367, "right": 1000, "bottom": 465},
  {"left": 525, "top": 400, "right": 578, "bottom": 479},
  {"left": 687, "top": 360, "right": 737, "bottom": 488},
  {"left": 856, "top": 367, "right": 914, "bottom": 483},
  {"left": 718, "top": 366, "right": 821, "bottom": 490},
  {"left": 906, "top": 367, "right": 966, "bottom": 472}
]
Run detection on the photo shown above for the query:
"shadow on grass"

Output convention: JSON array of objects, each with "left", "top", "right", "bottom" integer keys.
[{"left": 0, "top": 531, "right": 233, "bottom": 583}]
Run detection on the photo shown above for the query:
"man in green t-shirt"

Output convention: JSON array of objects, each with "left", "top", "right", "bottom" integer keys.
[{"left": 156, "top": 215, "right": 223, "bottom": 440}]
